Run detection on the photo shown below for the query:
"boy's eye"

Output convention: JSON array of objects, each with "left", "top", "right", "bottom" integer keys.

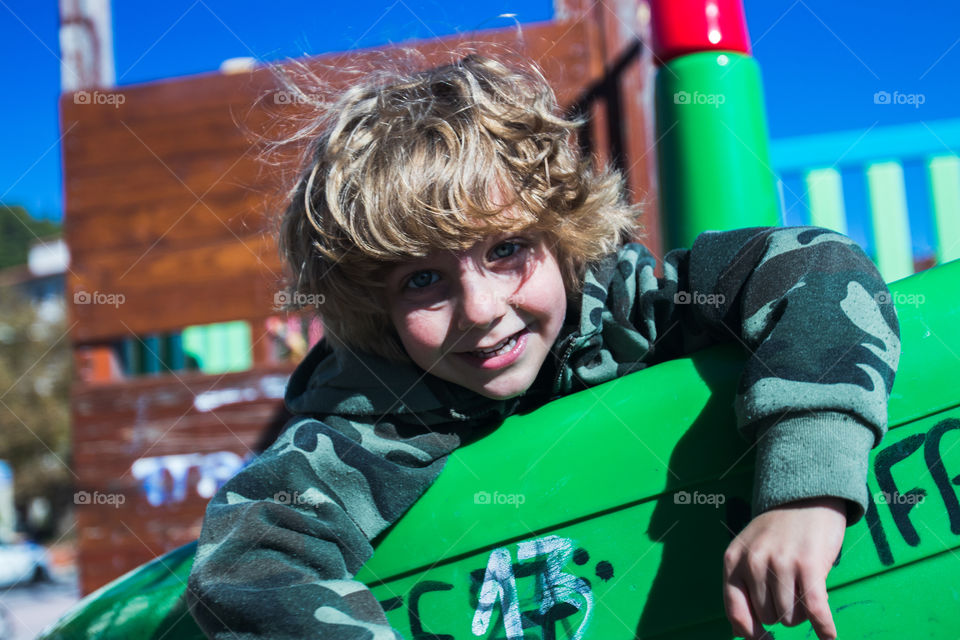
[
  {"left": 489, "top": 240, "right": 525, "bottom": 261},
  {"left": 405, "top": 270, "right": 439, "bottom": 290}
]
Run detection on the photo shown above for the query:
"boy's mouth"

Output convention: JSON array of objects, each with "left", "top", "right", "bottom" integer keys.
[
  {"left": 458, "top": 327, "right": 530, "bottom": 369},
  {"left": 470, "top": 330, "right": 523, "bottom": 357}
]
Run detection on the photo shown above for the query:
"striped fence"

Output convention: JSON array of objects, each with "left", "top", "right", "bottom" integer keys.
[{"left": 771, "top": 117, "right": 960, "bottom": 282}]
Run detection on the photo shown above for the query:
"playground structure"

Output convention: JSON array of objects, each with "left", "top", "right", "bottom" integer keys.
[{"left": 48, "top": 0, "right": 960, "bottom": 637}]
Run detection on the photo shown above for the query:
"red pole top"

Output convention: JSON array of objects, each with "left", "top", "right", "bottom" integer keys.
[{"left": 649, "top": 0, "right": 751, "bottom": 64}]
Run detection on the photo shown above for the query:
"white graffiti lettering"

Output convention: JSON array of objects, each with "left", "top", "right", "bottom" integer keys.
[
  {"left": 472, "top": 534, "right": 593, "bottom": 639},
  {"left": 517, "top": 535, "right": 593, "bottom": 639},
  {"left": 472, "top": 546, "right": 522, "bottom": 638},
  {"left": 192, "top": 375, "right": 288, "bottom": 412},
  {"left": 131, "top": 451, "right": 246, "bottom": 506}
]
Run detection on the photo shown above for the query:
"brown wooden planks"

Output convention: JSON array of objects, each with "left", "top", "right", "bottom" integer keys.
[
  {"left": 591, "top": 0, "right": 662, "bottom": 258},
  {"left": 67, "top": 232, "right": 287, "bottom": 341},
  {"left": 72, "top": 368, "right": 293, "bottom": 593}
]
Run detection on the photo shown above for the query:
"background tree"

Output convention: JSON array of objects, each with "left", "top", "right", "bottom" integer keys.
[
  {"left": 0, "top": 205, "right": 70, "bottom": 542},
  {"left": 0, "top": 205, "right": 61, "bottom": 270}
]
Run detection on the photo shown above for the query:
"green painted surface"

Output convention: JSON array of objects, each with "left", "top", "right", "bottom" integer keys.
[
  {"left": 229, "top": 321, "right": 253, "bottom": 371},
  {"left": 207, "top": 323, "right": 229, "bottom": 373},
  {"left": 37, "top": 541, "right": 203, "bottom": 640},
  {"left": 927, "top": 155, "right": 960, "bottom": 264},
  {"left": 366, "top": 406, "right": 960, "bottom": 638},
  {"left": 805, "top": 167, "right": 847, "bottom": 234},
  {"left": 38, "top": 261, "right": 960, "bottom": 639},
  {"left": 666, "top": 544, "right": 960, "bottom": 639},
  {"left": 180, "top": 326, "right": 206, "bottom": 371},
  {"left": 866, "top": 162, "right": 915, "bottom": 281},
  {"left": 655, "top": 52, "right": 780, "bottom": 250},
  {"left": 180, "top": 322, "right": 252, "bottom": 374}
]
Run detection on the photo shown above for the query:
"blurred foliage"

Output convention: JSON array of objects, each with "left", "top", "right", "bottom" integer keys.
[
  {"left": 0, "top": 205, "right": 61, "bottom": 270},
  {"left": 0, "top": 285, "right": 72, "bottom": 541}
]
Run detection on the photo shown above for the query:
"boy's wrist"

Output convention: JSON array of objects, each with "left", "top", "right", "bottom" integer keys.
[
  {"left": 769, "top": 496, "right": 849, "bottom": 519},
  {"left": 751, "top": 411, "right": 875, "bottom": 526}
]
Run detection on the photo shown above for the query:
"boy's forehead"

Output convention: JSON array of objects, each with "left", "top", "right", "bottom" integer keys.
[
  {"left": 400, "top": 208, "right": 535, "bottom": 251},
  {"left": 383, "top": 222, "right": 537, "bottom": 265}
]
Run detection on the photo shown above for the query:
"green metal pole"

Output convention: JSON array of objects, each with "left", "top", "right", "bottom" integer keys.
[{"left": 655, "top": 52, "right": 780, "bottom": 250}]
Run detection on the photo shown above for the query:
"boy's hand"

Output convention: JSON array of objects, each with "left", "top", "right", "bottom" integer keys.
[{"left": 722, "top": 497, "right": 846, "bottom": 640}]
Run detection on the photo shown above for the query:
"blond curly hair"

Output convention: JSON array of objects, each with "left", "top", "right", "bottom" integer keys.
[{"left": 275, "top": 52, "right": 640, "bottom": 361}]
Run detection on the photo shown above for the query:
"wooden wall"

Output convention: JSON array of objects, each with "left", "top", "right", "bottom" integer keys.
[
  {"left": 62, "top": 0, "right": 657, "bottom": 595},
  {"left": 71, "top": 368, "right": 290, "bottom": 592}
]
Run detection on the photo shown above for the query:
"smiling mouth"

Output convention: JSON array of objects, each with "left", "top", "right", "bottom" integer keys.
[
  {"left": 456, "top": 327, "right": 531, "bottom": 371},
  {"left": 469, "top": 331, "right": 523, "bottom": 359}
]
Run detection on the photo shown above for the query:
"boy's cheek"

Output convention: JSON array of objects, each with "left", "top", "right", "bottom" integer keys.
[
  {"left": 521, "top": 280, "right": 568, "bottom": 330},
  {"left": 394, "top": 311, "right": 448, "bottom": 352}
]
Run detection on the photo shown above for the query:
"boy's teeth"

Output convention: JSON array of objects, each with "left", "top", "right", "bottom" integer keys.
[{"left": 473, "top": 335, "right": 518, "bottom": 358}]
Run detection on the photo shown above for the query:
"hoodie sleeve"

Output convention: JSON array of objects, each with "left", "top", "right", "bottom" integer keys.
[
  {"left": 666, "top": 227, "right": 900, "bottom": 523},
  {"left": 619, "top": 226, "right": 900, "bottom": 524},
  {"left": 186, "top": 416, "right": 448, "bottom": 639}
]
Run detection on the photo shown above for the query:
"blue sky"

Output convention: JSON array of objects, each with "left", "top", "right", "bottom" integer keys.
[{"left": 1, "top": 0, "right": 959, "bottom": 223}]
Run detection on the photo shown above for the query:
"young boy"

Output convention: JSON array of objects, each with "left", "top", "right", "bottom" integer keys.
[{"left": 186, "top": 54, "right": 900, "bottom": 640}]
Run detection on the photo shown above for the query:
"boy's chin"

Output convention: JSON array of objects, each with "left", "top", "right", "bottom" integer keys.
[
  {"left": 473, "top": 386, "right": 528, "bottom": 401},
  {"left": 471, "top": 374, "right": 535, "bottom": 401}
]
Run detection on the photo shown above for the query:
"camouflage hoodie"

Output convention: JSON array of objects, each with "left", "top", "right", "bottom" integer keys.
[{"left": 186, "top": 226, "right": 900, "bottom": 639}]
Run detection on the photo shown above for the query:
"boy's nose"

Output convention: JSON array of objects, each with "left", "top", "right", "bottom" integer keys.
[{"left": 455, "top": 277, "right": 511, "bottom": 332}]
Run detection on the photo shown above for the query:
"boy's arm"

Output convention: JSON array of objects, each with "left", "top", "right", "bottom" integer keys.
[
  {"left": 186, "top": 417, "right": 444, "bottom": 640},
  {"left": 645, "top": 225, "right": 900, "bottom": 522},
  {"left": 637, "top": 226, "right": 899, "bottom": 638}
]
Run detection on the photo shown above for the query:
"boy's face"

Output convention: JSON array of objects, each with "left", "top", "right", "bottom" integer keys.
[{"left": 384, "top": 230, "right": 567, "bottom": 400}]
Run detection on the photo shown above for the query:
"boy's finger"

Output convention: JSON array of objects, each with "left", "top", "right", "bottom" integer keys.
[
  {"left": 723, "top": 577, "right": 763, "bottom": 638},
  {"left": 746, "top": 566, "right": 777, "bottom": 626},
  {"left": 771, "top": 570, "right": 798, "bottom": 627},
  {"left": 799, "top": 574, "right": 837, "bottom": 640}
]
